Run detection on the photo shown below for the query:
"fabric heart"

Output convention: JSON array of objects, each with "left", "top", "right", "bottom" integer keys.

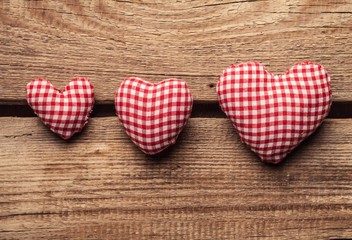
[
  {"left": 115, "top": 77, "right": 193, "bottom": 154},
  {"left": 217, "top": 62, "right": 332, "bottom": 164},
  {"left": 26, "top": 78, "right": 94, "bottom": 139}
]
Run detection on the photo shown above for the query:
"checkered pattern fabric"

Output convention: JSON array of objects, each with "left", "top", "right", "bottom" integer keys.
[
  {"left": 115, "top": 77, "right": 193, "bottom": 155},
  {"left": 26, "top": 78, "right": 94, "bottom": 139},
  {"left": 217, "top": 62, "right": 332, "bottom": 163}
]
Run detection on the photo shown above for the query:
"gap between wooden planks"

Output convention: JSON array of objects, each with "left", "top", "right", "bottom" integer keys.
[
  {"left": 0, "top": 117, "right": 351, "bottom": 239},
  {"left": 0, "top": 0, "right": 351, "bottom": 104},
  {"left": 1, "top": 101, "right": 352, "bottom": 118}
]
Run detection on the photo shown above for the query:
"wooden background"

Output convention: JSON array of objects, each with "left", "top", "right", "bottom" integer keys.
[{"left": 0, "top": 0, "right": 351, "bottom": 239}]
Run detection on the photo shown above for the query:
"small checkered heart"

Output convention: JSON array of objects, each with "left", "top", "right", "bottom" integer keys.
[
  {"left": 26, "top": 78, "right": 94, "bottom": 139},
  {"left": 115, "top": 78, "right": 193, "bottom": 154},
  {"left": 217, "top": 62, "right": 332, "bottom": 164}
]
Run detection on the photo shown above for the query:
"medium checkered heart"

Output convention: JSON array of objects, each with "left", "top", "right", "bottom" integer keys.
[
  {"left": 115, "top": 78, "right": 193, "bottom": 154},
  {"left": 217, "top": 62, "right": 332, "bottom": 164},
  {"left": 26, "top": 78, "right": 94, "bottom": 139}
]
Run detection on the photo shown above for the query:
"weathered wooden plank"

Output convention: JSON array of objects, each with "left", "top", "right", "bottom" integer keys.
[
  {"left": 0, "top": 117, "right": 351, "bottom": 239},
  {"left": 0, "top": 0, "right": 351, "bottom": 103}
]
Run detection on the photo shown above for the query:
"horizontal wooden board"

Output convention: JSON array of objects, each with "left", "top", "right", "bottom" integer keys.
[
  {"left": 0, "top": 117, "right": 351, "bottom": 239},
  {"left": 0, "top": 0, "right": 351, "bottom": 104}
]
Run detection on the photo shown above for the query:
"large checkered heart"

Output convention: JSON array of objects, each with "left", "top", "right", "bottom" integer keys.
[
  {"left": 115, "top": 78, "right": 193, "bottom": 155},
  {"left": 26, "top": 78, "right": 94, "bottom": 139},
  {"left": 217, "top": 62, "right": 332, "bottom": 164}
]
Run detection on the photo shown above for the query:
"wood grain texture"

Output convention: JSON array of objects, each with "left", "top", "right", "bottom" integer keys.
[
  {"left": 1, "top": 1, "right": 351, "bottom": 239},
  {"left": 0, "top": 117, "right": 351, "bottom": 239},
  {"left": 0, "top": 0, "right": 351, "bottom": 104}
]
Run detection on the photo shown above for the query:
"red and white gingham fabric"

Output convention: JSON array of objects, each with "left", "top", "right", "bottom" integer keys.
[
  {"left": 217, "top": 62, "right": 332, "bottom": 163},
  {"left": 26, "top": 78, "right": 94, "bottom": 139},
  {"left": 115, "top": 77, "right": 193, "bottom": 154}
]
